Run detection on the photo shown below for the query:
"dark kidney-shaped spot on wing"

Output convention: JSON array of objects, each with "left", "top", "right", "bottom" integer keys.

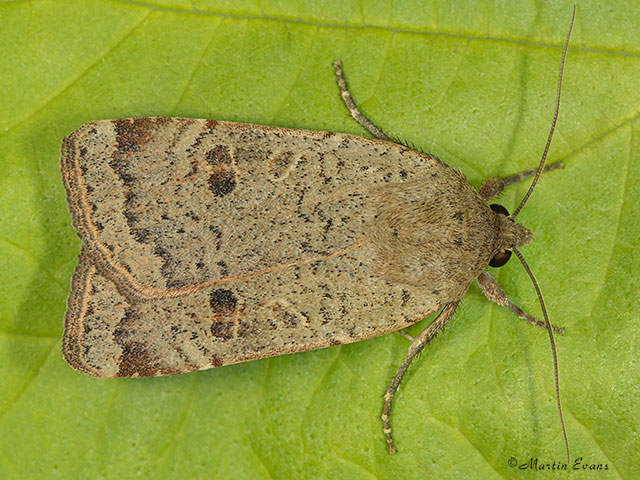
[
  {"left": 206, "top": 145, "right": 236, "bottom": 197},
  {"left": 210, "top": 321, "right": 234, "bottom": 341},
  {"left": 209, "top": 289, "right": 237, "bottom": 341}
]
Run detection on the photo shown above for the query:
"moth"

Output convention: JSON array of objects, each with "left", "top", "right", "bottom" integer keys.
[{"left": 60, "top": 10, "right": 575, "bottom": 459}]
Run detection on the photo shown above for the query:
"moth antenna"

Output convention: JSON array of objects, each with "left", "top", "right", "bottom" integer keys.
[
  {"left": 511, "top": 6, "right": 575, "bottom": 219},
  {"left": 513, "top": 248, "right": 570, "bottom": 463}
]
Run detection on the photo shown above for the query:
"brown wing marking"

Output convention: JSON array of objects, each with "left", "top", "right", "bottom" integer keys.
[
  {"left": 60, "top": 118, "right": 445, "bottom": 301},
  {"left": 63, "top": 243, "right": 441, "bottom": 378}
]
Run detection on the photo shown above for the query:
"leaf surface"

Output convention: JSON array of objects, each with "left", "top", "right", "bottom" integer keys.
[{"left": 0, "top": 1, "right": 638, "bottom": 478}]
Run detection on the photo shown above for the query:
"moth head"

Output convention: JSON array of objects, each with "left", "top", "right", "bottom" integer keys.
[{"left": 489, "top": 203, "right": 533, "bottom": 268}]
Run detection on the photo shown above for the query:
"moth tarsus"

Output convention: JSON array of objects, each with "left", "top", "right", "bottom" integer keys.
[
  {"left": 333, "top": 61, "right": 392, "bottom": 142},
  {"left": 334, "top": 8, "right": 575, "bottom": 460},
  {"left": 381, "top": 301, "right": 460, "bottom": 454}
]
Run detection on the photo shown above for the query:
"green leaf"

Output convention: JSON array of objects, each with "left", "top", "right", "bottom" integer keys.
[{"left": 1, "top": 1, "right": 638, "bottom": 478}]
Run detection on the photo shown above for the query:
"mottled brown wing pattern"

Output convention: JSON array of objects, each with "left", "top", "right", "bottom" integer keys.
[
  {"left": 61, "top": 118, "right": 452, "bottom": 377},
  {"left": 64, "top": 243, "right": 439, "bottom": 378},
  {"left": 62, "top": 118, "right": 441, "bottom": 299}
]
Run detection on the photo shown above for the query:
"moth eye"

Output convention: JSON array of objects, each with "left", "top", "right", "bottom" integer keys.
[
  {"left": 490, "top": 250, "right": 512, "bottom": 267},
  {"left": 490, "top": 203, "right": 510, "bottom": 216},
  {"left": 489, "top": 204, "right": 511, "bottom": 267}
]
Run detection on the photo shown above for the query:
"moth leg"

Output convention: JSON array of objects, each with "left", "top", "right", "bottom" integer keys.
[
  {"left": 479, "top": 162, "right": 563, "bottom": 201},
  {"left": 397, "top": 330, "right": 415, "bottom": 341},
  {"left": 333, "top": 61, "right": 392, "bottom": 141},
  {"left": 477, "top": 272, "right": 564, "bottom": 334},
  {"left": 382, "top": 301, "right": 460, "bottom": 454}
]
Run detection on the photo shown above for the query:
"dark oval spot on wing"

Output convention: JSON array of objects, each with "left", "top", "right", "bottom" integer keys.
[
  {"left": 208, "top": 170, "right": 236, "bottom": 197},
  {"left": 209, "top": 289, "right": 237, "bottom": 316}
]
